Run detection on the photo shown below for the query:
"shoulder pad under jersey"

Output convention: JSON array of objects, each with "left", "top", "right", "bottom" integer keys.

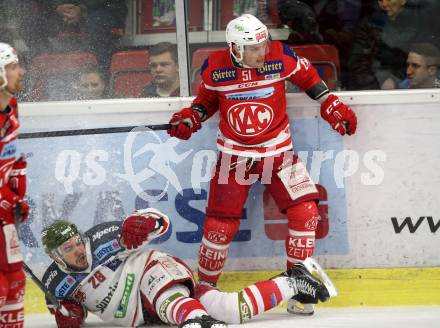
[{"left": 86, "top": 221, "right": 123, "bottom": 263}]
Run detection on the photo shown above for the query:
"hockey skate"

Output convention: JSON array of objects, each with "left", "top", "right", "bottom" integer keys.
[
  {"left": 281, "top": 258, "right": 337, "bottom": 316},
  {"left": 179, "top": 315, "right": 227, "bottom": 328}
]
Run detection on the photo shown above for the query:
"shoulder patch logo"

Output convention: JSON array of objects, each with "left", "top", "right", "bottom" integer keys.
[
  {"left": 94, "top": 239, "right": 121, "bottom": 261},
  {"left": 55, "top": 275, "right": 76, "bottom": 298}
]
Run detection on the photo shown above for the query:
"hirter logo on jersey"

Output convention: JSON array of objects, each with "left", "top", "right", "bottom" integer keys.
[
  {"left": 211, "top": 68, "right": 237, "bottom": 83},
  {"left": 227, "top": 102, "right": 274, "bottom": 136}
]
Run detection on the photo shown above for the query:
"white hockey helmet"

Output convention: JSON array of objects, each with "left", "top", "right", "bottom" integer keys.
[
  {"left": 0, "top": 42, "right": 19, "bottom": 89},
  {"left": 226, "top": 14, "right": 269, "bottom": 65}
]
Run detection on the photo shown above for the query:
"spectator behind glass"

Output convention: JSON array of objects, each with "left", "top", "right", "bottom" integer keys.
[
  {"left": 233, "top": 0, "right": 271, "bottom": 24},
  {"left": 144, "top": 42, "right": 180, "bottom": 97},
  {"left": 40, "top": 1, "right": 91, "bottom": 53},
  {"left": 393, "top": 43, "right": 440, "bottom": 89},
  {"left": 278, "top": 1, "right": 324, "bottom": 45},
  {"left": 75, "top": 65, "right": 108, "bottom": 99},
  {"left": 278, "top": 0, "right": 369, "bottom": 88},
  {"left": 42, "top": 1, "right": 127, "bottom": 70},
  {"left": 0, "top": 1, "right": 46, "bottom": 55},
  {"left": 346, "top": 0, "right": 437, "bottom": 90},
  {"left": 84, "top": 0, "right": 128, "bottom": 71}
]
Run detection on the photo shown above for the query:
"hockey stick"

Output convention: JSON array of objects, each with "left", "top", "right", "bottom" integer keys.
[
  {"left": 14, "top": 206, "right": 64, "bottom": 311},
  {"left": 22, "top": 262, "right": 63, "bottom": 310},
  {"left": 19, "top": 123, "right": 171, "bottom": 139}
]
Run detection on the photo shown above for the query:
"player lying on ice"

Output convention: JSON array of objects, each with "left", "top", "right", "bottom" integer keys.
[{"left": 40, "top": 208, "right": 336, "bottom": 328}]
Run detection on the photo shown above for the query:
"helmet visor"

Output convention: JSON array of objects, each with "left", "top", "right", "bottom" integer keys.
[
  {"left": 56, "top": 234, "right": 84, "bottom": 258},
  {"left": 242, "top": 40, "right": 271, "bottom": 68}
]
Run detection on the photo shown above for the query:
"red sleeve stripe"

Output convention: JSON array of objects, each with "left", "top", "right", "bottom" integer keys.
[
  {"left": 244, "top": 287, "right": 259, "bottom": 316},
  {"left": 254, "top": 280, "right": 283, "bottom": 311}
]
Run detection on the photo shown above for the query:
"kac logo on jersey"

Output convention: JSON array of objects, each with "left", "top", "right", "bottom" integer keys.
[
  {"left": 94, "top": 239, "right": 121, "bottom": 261},
  {"left": 227, "top": 102, "right": 274, "bottom": 136},
  {"left": 55, "top": 275, "right": 76, "bottom": 297},
  {"left": 211, "top": 68, "right": 237, "bottom": 83}
]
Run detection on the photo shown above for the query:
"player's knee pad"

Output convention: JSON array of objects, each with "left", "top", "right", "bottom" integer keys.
[
  {"left": 140, "top": 255, "right": 195, "bottom": 309},
  {"left": 202, "top": 215, "right": 241, "bottom": 245},
  {"left": 154, "top": 284, "right": 192, "bottom": 324},
  {"left": 0, "top": 270, "right": 25, "bottom": 327},
  {"left": 198, "top": 215, "right": 240, "bottom": 284},
  {"left": 285, "top": 201, "right": 319, "bottom": 264}
]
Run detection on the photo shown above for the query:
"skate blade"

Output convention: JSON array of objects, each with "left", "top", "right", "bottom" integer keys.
[
  {"left": 287, "top": 300, "right": 315, "bottom": 316},
  {"left": 303, "top": 257, "right": 338, "bottom": 297}
]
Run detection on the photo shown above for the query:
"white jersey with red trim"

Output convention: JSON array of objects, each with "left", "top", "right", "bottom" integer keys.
[
  {"left": 193, "top": 41, "right": 325, "bottom": 157},
  {"left": 41, "top": 212, "right": 195, "bottom": 327}
]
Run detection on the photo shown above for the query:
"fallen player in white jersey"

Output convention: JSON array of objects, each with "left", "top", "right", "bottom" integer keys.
[{"left": 40, "top": 208, "right": 335, "bottom": 328}]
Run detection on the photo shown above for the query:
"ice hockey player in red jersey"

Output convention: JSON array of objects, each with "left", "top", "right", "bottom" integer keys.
[
  {"left": 0, "top": 42, "right": 30, "bottom": 328},
  {"left": 40, "top": 208, "right": 333, "bottom": 328},
  {"left": 167, "top": 14, "right": 356, "bottom": 315}
]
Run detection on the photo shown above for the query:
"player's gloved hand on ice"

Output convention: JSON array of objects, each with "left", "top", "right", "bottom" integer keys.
[
  {"left": 120, "top": 212, "right": 157, "bottom": 249},
  {"left": 168, "top": 107, "right": 202, "bottom": 140},
  {"left": 9, "top": 156, "right": 27, "bottom": 199},
  {"left": 49, "top": 300, "right": 87, "bottom": 328},
  {"left": 0, "top": 186, "right": 29, "bottom": 224},
  {"left": 320, "top": 94, "right": 357, "bottom": 136}
]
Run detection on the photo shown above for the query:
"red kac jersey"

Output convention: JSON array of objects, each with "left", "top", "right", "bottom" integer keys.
[
  {"left": 193, "top": 41, "right": 325, "bottom": 157},
  {"left": 0, "top": 96, "right": 19, "bottom": 189},
  {"left": 0, "top": 96, "right": 21, "bottom": 272}
]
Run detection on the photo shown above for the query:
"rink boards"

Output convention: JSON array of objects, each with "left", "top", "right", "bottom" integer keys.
[{"left": 18, "top": 90, "right": 440, "bottom": 313}]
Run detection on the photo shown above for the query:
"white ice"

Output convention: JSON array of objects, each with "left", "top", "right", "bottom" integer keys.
[{"left": 25, "top": 306, "right": 440, "bottom": 328}]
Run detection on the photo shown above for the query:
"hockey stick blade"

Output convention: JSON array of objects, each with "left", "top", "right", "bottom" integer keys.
[
  {"left": 303, "top": 257, "right": 338, "bottom": 298},
  {"left": 19, "top": 123, "right": 171, "bottom": 139}
]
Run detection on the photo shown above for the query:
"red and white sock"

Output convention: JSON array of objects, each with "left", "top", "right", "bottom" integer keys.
[
  {"left": 155, "top": 285, "right": 208, "bottom": 325},
  {"left": 242, "top": 280, "right": 285, "bottom": 316},
  {"left": 198, "top": 278, "right": 296, "bottom": 324}
]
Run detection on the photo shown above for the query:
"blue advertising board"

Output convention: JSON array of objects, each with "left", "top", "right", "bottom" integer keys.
[{"left": 18, "top": 117, "right": 348, "bottom": 269}]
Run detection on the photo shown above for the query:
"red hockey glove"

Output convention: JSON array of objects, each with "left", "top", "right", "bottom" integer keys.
[
  {"left": 16, "top": 200, "right": 29, "bottom": 223},
  {"left": 320, "top": 94, "right": 357, "bottom": 136},
  {"left": 49, "top": 300, "right": 86, "bottom": 328},
  {"left": 0, "top": 187, "right": 29, "bottom": 224},
  {"left": 0, "top": 187, "right": 18, "bottom": 224},
  {"left": 120, "top": 212, "right": 157, "bottom": 249},
  {"left": 168, "top": 107, "right": 202, "bottom": 140},
  {"left": 9, "top": 156, "right": 27, "bottom": 199}
]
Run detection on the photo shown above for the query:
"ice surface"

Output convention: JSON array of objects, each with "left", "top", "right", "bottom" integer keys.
[{"left": 25, "top": 306, "right": 440, "bottom": 328}]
